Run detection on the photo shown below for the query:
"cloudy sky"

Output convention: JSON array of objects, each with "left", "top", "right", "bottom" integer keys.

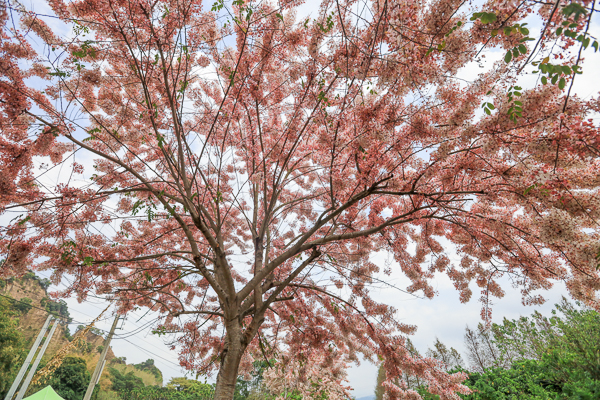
[{"left": 15, "top": 0, "right": 600, "bottom": 398}]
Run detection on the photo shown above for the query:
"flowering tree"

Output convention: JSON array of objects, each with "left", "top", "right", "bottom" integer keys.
[{"left": 1, "top": 0, "right": 599, "bottom": 398}]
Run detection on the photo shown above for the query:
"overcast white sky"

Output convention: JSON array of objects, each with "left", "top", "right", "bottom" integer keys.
[{"left": 15, "top": 0, "right": 600, "bottom": 398}]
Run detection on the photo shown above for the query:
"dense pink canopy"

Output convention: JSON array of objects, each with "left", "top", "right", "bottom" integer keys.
[{"left": 1, "top": 0, "right": 599, "bottom": 398}]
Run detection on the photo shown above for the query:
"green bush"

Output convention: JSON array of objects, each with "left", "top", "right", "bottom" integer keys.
[
  {"left": 13, "top": 297, "right": 32, "bottom": 313},
  {"left": 109, "top": 368, "right": 145, "bottom": 392},
  {"left": 46, "top": 356, "right": 93, "bottom": 400},
  {"left": 0, "top": 298, "right": 25, "bottom": 399},
  {"left": 416, "top": 300, "right": 600, "bottom": 400},
  {"left": 133, "top": 359, "right": 163, "bottom": 385}
]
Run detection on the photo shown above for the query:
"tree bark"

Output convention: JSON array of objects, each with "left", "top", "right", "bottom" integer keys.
[{"left": 213, "top": 324, "right": 246, "bottom": 400}]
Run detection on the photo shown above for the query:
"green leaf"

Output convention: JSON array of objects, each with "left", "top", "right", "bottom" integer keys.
[
  {"left": 505, "top": 50, "right": 512, "bottom": 63},
  {"left": 583, "top": 37, "right": 590, "bottom": 49},
  {"left": 480, "top": 12, "right": 497, "bottom": 24},
  {"left": 518, "top": 44, "right": 527, "bottom": 54},
  {"left": 512, "top": 48, "right": 520, "bottom": 58},
  {"left": 558, "top": 77, "right": 566, "bottom": 90},
  {"left": 592, "top": 41, "right": 599, "bottom": 52},
  {"left": 541, "top": 76, "right": 548, "bottom": 85},
  {"left": 487, "top": 103, "right": 495, "bottom": 110},
  {"left": 551, "top": 74, "right": 559, "bottom": 85},
  {"left": 556, "top": 27, "right": 563, "bottom": 35},
  {"left": 562, "top": 3, "right": 587, "bottom": 20},
  {"left": 491, "top": 29, "right": 498, "bottom": 37},
  {"left": 523, "top": 184, "right": 536, "bottom": 195},
  {"left": 484, "top": 108, "right": 491, "bottom": 115},
  {"left": 83, "top": 256, "right": 94, "bottom": 266}
]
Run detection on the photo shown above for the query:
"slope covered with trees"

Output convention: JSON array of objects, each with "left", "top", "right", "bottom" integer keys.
[{"left": 0, "top": 274, "right": 160, "bottom": 399}]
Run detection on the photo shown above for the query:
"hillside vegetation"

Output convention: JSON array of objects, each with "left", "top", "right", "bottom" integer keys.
[{"left": 0, "top": 274, "right": 161, "bottom": 399}]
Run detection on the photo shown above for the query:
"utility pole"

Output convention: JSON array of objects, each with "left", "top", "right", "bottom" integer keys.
[
  {"left": 4, "top": 316, "right": 53, "bottom": 400},
  {"left": 83, "top": 315, "right": 120, "bottom": 400},
  {"left": 15, "top": 318, "right": 59, "bottom": 400}
]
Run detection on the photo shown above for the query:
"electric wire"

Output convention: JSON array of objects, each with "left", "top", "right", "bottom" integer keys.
[
  {"left": 0, "top": 292, "right": 183, "bottom": 365},
  {"left": 0, "top": 292, "right": 103, "bottom": 325},
  {"left": 119, "top": 337, "right": 184, "bottom": 374}
]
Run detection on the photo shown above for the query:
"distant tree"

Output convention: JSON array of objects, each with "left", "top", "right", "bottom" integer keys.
[
  {"left": 109, "top": 368, "right": 145, "bottom": 392},
  {"left": 110, "top": 357, "right": 127, "bottom": 365},
  {"left": 494, "top": 299, "right": 600, "bottom": 390},
  {"left": 119, "top": 377, "right": 214, "bottom": 400},
  {"left": 459, "top": 300, "right": 600, "bottom": 399},
  {"left": 464, "top": 324, "right": 502, "bottom": 373},
  {"left": 426, "top": 338, "right": 464, "bottom": 372},
  {"left": 232, "top": 360, "right": 272, "bottom": 400},
  {"left": 167, "top": 377, "right": 215, "bottom": 398},
  {"left": 374, "top": 364, "right": 385, "bottom": 400},
  {"left": 38, "top": 278, "right": 52, "bottom": 291},
  {"left": 457, "top": 361, "right": 552, "bottom": 400},
  {"left": 41, "top": 298, "right": 71, "bottom": 321},
  {"left": 12, "top": 297, "right": 32, "bottom": 314},
  {"left": 134, "top": 359, "right": 163, "bottom": 384},
  {"left": 47, "top": 356, "right": 93, "bottom": 400}
]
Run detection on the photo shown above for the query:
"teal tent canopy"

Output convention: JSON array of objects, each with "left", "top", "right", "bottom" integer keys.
[{"left": 22, "top": 386, "right": 65, "bottom": 400}]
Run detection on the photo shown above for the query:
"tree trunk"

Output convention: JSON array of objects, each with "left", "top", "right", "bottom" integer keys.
[{"left": 213, "top": 326, "right": 246, "bottom": 400}]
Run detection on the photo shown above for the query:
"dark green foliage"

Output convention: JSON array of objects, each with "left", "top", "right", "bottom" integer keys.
[
  {"left": 463, "top": 300, "right": 600, "bottom": 399},
  {"left": 22, "top": 272, "right": 51, "bottom": 292},
  {"left": 64, "top": 326, "right": 74, "bottom": 341},
  {"left": 120, "top": 386, "right": 213, "bottom": 400},
  {"left": 41, "top": 297, "right": 71, "bottom": 321},
  {"left": 0, "top": 298, "right": 26, "bottom": 398},
  {"left": 23, "top": 272, "right": 37, "bottom": 280},
  {"left": 13, "top": 297, "right": 32, "bottom": 313},
  {"left": 38, "top": 278, "right": 52, "bottom": 291},
  {"left": 374, "top": 364, "right": 385, "bottom": 400},
  {"left": 457, "top": 362, "right": 554, "bottom": 399},
  {"left": 233, "top": 360, "right": 273, "bottom": 400},
  {"left": 133, "top": 359, "right": 163, "bottom": 383},
  {"left": 117, "top": 377, "right": 214, "bottom": 400},
  {"left": 414, "top": 299, "right": 600, "bottom": 400},
  {"left": 109, "top": 368, "right": 145, "bottom": 392},
  {"left": 47, "top": 356, "right": 93, "bottom": 400}
]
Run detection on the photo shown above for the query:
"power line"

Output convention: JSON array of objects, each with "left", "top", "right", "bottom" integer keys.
[
  {"left": 0, "top": 284, "right": 116, "bottom": 324},
  {"left": 119, "top": 338, "right": 184, "bottom": 374},
  {"left": 0, "top": 293, "right": 83, "bottom": 324}
]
